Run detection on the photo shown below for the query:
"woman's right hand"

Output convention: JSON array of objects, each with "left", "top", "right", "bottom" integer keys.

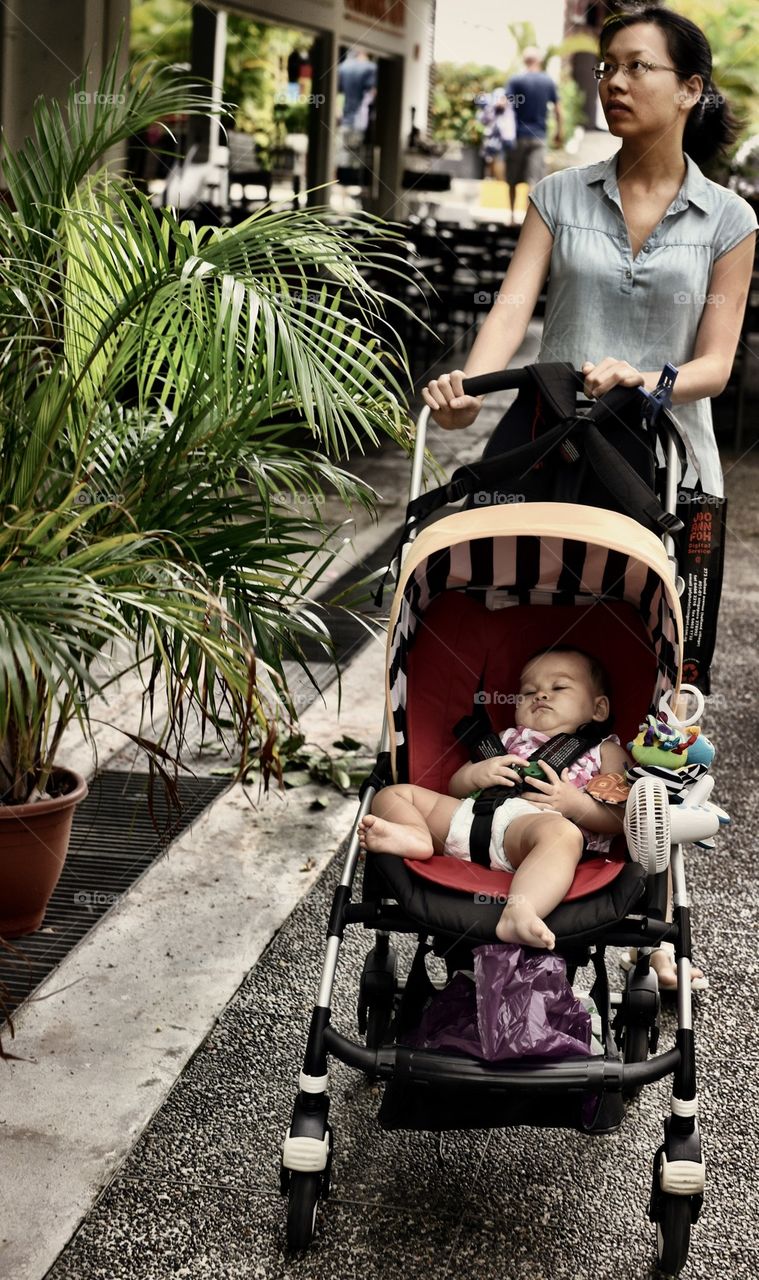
[{"left": 422, "top": 370, "right": 483, "bottom": 430}]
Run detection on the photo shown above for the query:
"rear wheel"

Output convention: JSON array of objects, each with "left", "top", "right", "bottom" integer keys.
[
  {"left": 365, "top": 1003, "right": 393, "bottom": 1050},
  {"left": 622, "top": 1022, "right": 650, "bottom": 1099},
  {"left": 655, "top": 1194, "right": 692, "bottom": 1276}
]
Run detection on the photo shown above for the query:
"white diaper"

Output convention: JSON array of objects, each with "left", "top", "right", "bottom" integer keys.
[{"left": 442, "top": 795, "right": 542, "bottom": 872}]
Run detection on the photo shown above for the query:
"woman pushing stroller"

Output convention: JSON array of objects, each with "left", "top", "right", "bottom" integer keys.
[
  {"left": 359, "top": 647, "right": 630, "bottom": 950},
  {"left": 423, "top": 6, "right": 757, "bottom": 496},
  {"left": 419, "top": 5, "right": 753, "bottom": 987}
]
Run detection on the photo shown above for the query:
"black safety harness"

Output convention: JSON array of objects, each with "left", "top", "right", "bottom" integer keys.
[{"left": 453, "top": 700, "right": 606, "bottom": 866}]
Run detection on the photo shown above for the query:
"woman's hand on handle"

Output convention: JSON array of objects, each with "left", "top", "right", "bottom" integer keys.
[
  {"left": 581, "top": 358, "right": 646, "bottom": 399},
  {"left": 422, "top": 370, "right": 483, "bottom": 430}
]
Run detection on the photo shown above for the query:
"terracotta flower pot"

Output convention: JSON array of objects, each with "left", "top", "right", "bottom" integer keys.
[{"left": 0, "top": 768, "right": 88, "bottom": 938}]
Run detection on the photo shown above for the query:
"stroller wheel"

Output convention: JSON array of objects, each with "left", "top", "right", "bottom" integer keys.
[
  {"left": 621, "top": 1024, "right": 650, "bottom": 1100},
  {"left": 287, "top": 1171, "right": 321, "bottom": 1252},
  {"left": 366, "top": 1003, "right": 393, "bottom": 1050},
  {"left": 617, "top": 960, "right": 659, "bottom": 1099},
  {"left": 655, "top": 1194, "right": 691, "bottom": 1276},
  {"left": 619, "top": 1018, "right": 647, "bottom": 1100}
]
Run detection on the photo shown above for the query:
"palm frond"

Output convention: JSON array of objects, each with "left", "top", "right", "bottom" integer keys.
[{"left": 0, "top": 43, "right": 419, "bottom": 802}]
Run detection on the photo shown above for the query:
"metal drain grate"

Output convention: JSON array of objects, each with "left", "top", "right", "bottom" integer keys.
[{"left": 0, "top": 770, "right": 230, "bottom": 1021}]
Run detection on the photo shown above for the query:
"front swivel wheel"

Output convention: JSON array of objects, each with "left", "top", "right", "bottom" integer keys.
[
  {"left": 655, "top": 1193, "right": 692, "bottom": 1276},
  {"left": 287, "top": 1171, "right": 321, "bottom": 1252}
]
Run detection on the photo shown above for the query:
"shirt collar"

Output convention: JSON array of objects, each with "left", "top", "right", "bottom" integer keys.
[{"left": 583, "top": 151, "right": 713, "bottom": 213}]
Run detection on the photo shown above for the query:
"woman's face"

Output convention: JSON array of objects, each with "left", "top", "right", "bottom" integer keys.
[{"left": 599, "top": 22, "right": 700, "bottom": 144}]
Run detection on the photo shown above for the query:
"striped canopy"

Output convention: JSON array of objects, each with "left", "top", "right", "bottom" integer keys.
[{"left": 385, "top": 503, "right": 683, "bottom": 782}]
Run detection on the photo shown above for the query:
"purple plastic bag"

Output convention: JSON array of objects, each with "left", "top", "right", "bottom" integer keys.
[
  {"left": 405, "top": 971, "right": 482, "bottom": 1056},
  {"left": 475, "top": 944, "right": 592, "bottom": 1060},
  {"left": 408, "top": 945, "right": 591, "bottom": 1061}
]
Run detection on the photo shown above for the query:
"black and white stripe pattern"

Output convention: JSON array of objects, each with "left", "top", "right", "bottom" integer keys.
[
  {"left": 625, "top": 761, "right": 708, "bottom": 801},
  {"left": 389, "top": 531, "right": 680, "bottom": 783}
]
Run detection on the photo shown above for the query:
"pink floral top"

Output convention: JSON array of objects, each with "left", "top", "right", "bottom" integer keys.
[{"left": 500, "top": 726, "right": 621, "bottom": 854}]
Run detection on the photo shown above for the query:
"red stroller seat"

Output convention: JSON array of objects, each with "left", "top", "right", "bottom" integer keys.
[{"left": 402, "top": 593, "right": 657, "bottom": 906}]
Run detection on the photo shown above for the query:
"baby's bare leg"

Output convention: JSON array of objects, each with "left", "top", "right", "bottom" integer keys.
[
  {"left": 495, "top": 812, "right": 584, "bottom": 949},
  {"left": 358, "top": 784, "right": 460, "bottom": 859}
]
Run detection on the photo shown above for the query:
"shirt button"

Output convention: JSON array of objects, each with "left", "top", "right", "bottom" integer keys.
[
  {"left": 643, "top": 244, "right": 651, "bottom": 253},
  {"left": 625, "top": 269, "right": 632, "bottom": 278}
]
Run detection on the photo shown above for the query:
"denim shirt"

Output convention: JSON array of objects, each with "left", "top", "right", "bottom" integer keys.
[{"left": 530, "top": 153, "right": 758, "bottom": 494}]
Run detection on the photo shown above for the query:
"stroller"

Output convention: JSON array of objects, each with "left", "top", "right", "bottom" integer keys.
[{"left": 279, "top": 364, "right": 726, "bottom": 1275}]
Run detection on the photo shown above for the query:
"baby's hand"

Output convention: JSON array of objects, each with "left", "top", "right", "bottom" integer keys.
[
  {"left": 522, "top": 761, "right": 588, "bottom": 821},
  {"left": 470, "top": 755, "right": 525, "bottom": 790}
]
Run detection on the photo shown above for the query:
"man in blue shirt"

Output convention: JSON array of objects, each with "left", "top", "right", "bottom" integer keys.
[
  {"left": 505, "top": 47, "right": 563, "bottom": 225},
  {"left": 337, "top": 47, "right": 377, "bottom": 172},
  {"left": 338, "top": 48, "right": 377, "bottom": 132}
]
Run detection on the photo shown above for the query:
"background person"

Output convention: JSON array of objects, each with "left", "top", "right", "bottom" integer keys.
[
  {"left": 478, "top": 91, "right": 516, "bottom": 182},
  {"left": 505, "top": 46, "right": 563, "bottom": 225},
  {"left": 337, "top": 47, "right": 377, "bottom": 166}
]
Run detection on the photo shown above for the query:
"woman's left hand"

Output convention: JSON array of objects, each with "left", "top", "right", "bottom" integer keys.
[
  {"left": 524, "top": 761, "right": 588, "bottom": 822},
  {"left": 582, "top": 358, "right": 645, "bottom": 399}
]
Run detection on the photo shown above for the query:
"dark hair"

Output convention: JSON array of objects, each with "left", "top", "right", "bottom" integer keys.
[
  {"left": 600, "top": 5, "right": 741, "bottom": 167},
  {"left": 522, "top": 646, "right": 610, "bottom": 697}
]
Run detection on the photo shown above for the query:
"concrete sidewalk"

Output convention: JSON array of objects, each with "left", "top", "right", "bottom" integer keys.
[{"left": 5, "top": 326, "right": 759, "bottom": 1279}]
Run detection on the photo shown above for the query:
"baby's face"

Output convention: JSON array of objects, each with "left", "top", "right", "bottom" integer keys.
[{"left": 515, "top": 652, "right": 607, "bottom": 736}]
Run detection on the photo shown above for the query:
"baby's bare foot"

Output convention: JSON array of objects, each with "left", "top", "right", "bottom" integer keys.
[
  {"left": 495, "top": 895, "right": 555, "bottom": 949},
  {"left": 358, "top": 814, "right": 433, "bottom": 858}
]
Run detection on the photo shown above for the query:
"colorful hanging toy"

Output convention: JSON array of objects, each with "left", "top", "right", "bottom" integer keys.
[{"left": 628, "top": 714, "right": 715, "bottom": 771}]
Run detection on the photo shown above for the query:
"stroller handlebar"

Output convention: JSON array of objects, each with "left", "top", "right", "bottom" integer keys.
[{"left": 461, "top": 368, "right": 586, "bottom": 398}]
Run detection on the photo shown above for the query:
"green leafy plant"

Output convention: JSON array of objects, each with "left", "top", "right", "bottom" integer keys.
[
  {"left": 131, "top": 0, "right": 308, "bottom": 151},
  {"left": 668, "top": 0, "right": 759, "bottom": 179},
  {"left": 213, "top": 732, "right": 376, "bottom": 797},
  {"left": 0, "top": 49, "right": 414, "bottom": 806},
  {"left": 429, "top": 63, "right": 508, "bottom": 147}
]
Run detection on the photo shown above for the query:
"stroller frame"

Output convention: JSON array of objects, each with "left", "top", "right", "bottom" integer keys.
[{"left": 280, "top": 368, "right": 716, "bottom": 1275}]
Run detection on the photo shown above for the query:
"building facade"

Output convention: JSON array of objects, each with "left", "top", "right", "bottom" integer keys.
[{"left": 0, "top": 0, "right": 435, "bottom": 216}]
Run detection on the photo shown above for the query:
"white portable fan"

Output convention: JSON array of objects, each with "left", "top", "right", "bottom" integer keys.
[{"left": 624, "top": 775, "right": 723, "bottom": 872}]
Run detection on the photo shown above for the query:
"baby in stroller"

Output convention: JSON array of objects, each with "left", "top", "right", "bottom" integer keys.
[{"left": 359, "top": 645, "right": 630, "bottom": 950}]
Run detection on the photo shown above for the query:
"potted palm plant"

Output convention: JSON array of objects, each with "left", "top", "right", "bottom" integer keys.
[{"left": 0, "top": 52, "right": 413, "bottom": 936}]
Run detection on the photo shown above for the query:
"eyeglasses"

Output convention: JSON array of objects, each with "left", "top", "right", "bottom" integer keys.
[{"left": 593, "top": 60, "right": 680, "bottom": 81}]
